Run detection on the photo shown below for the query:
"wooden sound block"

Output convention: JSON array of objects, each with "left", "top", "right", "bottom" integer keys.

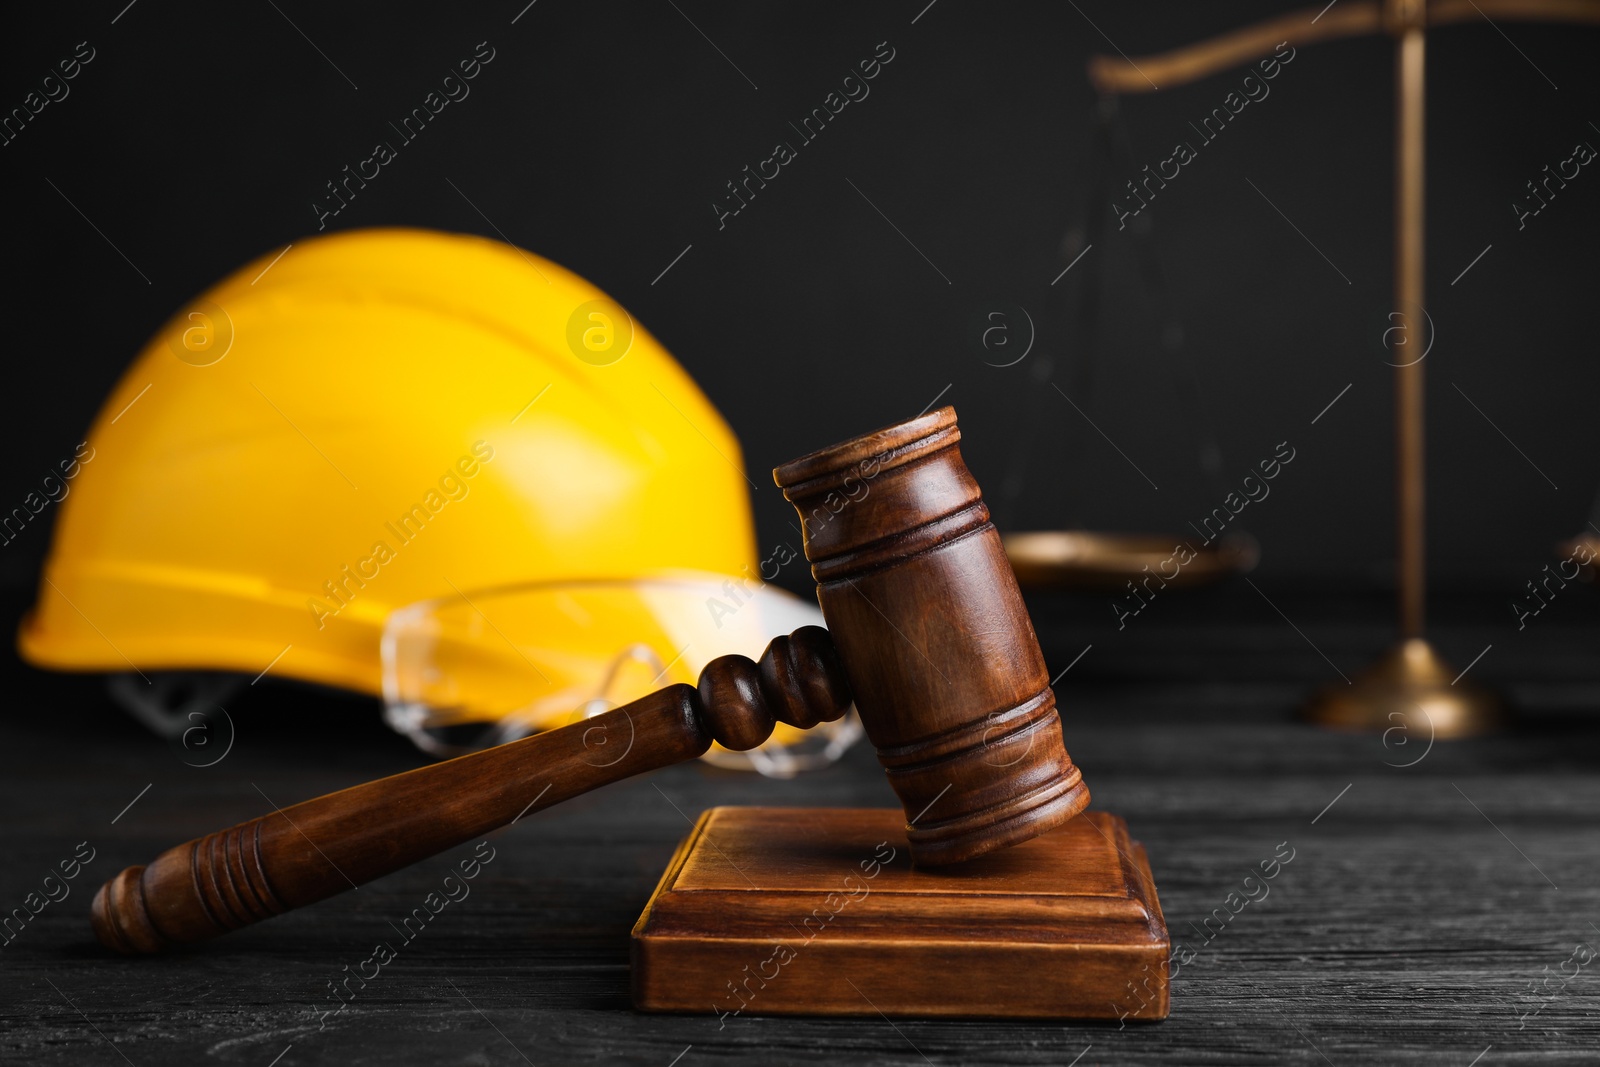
[{"left": 631, "top": 807, "right": 1169, "bottom": 1022}]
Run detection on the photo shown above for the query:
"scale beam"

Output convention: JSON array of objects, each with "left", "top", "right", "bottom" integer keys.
[
  {"left": 1076, "top": 0, "right": 1600, "bottom": 735},
  {"left": 1089, "top": 0, "right": 1600, "bottom": 93}
]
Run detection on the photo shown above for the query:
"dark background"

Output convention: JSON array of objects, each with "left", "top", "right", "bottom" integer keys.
[
  {"left": 4, "top": 0, "right": 1599, "bottom": 603},
  {"left": 8, "top": 6, "right": 1600, "bottom": 1064}
]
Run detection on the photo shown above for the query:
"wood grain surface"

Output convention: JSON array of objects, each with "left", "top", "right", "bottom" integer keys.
[
  {"left": 775, "top": 406, "right": 1090, "bottom": 866},
  {"left": 3, "top": 584, "right": 1599, "bottom": 1065},
  {"left": 631, "top": 807, "right": 1168, "bottom": 1020},
  {"left": 87, "top": 626, "right": 850, "bottom": 953}
]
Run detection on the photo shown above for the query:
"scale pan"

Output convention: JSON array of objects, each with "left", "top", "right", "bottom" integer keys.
[
  {"left": 1003, "top": 530, "right": 1257, "bottom": 593},
  {"left": 1556, "top": 533, "right": 1600, "bottom": 581}
]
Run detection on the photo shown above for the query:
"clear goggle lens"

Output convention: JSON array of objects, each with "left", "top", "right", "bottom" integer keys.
[{"left": 380, "top": 576, "right": 861, "bottom": 775}]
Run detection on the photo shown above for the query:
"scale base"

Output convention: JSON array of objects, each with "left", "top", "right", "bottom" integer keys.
[
  {"left": 632, "top": 806, "right": 1169, "bottom": 1021},
  {"left": 1303, "top": 637, "right": 1504, "bottom": 739}
]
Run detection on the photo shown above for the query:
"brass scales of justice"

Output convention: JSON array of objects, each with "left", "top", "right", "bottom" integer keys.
[
  {"left": 81, "top": 0, "right": 1600, "bottom": 1028},
  {"left": 1017, "top": 0, "right": 1600, "bottom": 737}
]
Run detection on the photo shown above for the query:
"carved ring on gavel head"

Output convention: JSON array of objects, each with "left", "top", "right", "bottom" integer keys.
[
  {"left": 89, "top": 405, "right": 1088, "bottom": 953},
  {"left": 774, "top": 405, "right": 1089, "bottom": 865}
]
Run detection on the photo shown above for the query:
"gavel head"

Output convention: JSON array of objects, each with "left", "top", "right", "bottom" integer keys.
[{"left": 774, "top": 405, "right": 1089, "bottom": 866}]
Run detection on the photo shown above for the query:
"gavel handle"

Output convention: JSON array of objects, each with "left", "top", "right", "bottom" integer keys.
[{"left": 91, "top": 627, "right": 850, "bottom": 953}]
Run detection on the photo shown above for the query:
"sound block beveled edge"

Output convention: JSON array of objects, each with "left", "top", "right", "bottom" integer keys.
[{"left": 630, "top": 807, "right": 1169, "bottom": 1022}]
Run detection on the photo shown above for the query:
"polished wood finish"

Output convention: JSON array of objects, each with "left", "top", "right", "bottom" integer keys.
[
  {"left": 92, "top": 406, "right": 1096, "bottom": 952},
  {"left": 632, "top": 807, "right": 1169, "bottom": 1021},
  {"left": 775, "top": 407, "right": 1090, "bottom": 866},
  {"left": 90, "top": 628, "right": 851, "bottom": 953},
  {"left": 1088, "top": 0, "right": 1600, "bottom": 93},
  {"left": 11, "top": 583, "right": 1598, "bottom": 1062}
]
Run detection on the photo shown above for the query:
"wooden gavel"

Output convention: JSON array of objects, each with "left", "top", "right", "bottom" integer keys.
[{"left": 91, "top": 406, "right": 1090, "bottom": 953}]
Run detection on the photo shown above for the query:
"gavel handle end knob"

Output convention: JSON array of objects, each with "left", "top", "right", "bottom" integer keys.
[{"left": 92, "top": 866, "right": 169, "bottom": 955}]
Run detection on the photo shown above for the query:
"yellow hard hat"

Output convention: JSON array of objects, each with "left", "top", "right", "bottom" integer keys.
[{"left": 19, "top": 228, "right": 856, "bottom": 768}]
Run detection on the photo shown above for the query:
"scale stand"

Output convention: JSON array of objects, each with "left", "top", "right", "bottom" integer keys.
[{"left": 1085, "top": 0, "right": 1600, "bottom": 737}]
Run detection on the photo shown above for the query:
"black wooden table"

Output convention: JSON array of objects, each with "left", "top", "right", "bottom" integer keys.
[{"left": 3, "top": 583, "right": 1598, "bottom": 1065}]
